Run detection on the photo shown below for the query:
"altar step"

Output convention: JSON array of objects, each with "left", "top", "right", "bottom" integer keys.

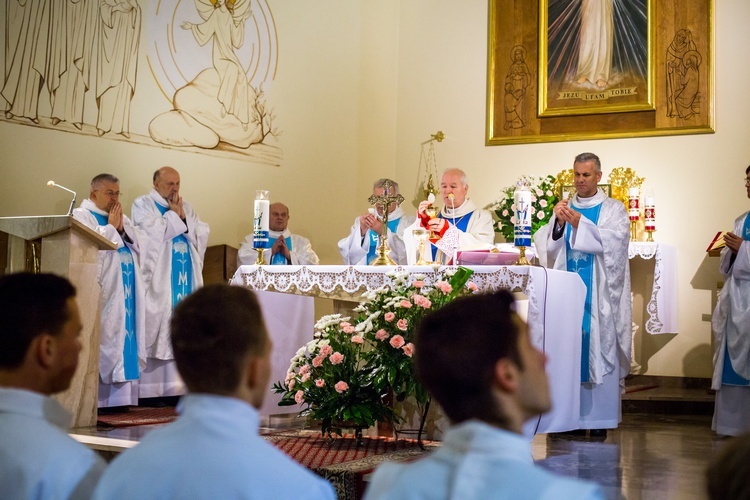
[{"left": 622, "top": 375, "right": 714, "bottom": 416}]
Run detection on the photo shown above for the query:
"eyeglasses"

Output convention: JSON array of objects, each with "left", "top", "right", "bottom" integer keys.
[{"left": 95, "top": 190, "right": 122, "bottom": 197}]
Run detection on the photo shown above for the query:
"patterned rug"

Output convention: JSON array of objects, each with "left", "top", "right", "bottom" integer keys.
[
  {"left": 264, "top": 430, "right": 439, "bottom": 499},
  {"left": 97, "top": 406, "right": 178, "bottom": 427}
]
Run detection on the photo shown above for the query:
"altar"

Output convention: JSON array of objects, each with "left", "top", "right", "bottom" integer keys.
[{"left": 230, "top": 264, "right": 586, "bottom": 435}]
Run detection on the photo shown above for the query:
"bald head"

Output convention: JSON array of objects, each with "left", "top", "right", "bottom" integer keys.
[
  {"left": 440, "top": 168, "right": 469, "bottom": 206},
  {"left": 269, "top": 202, "right": 290, "bottom": 232},
  {"left": 153, "top": 167, "right": 180, "bottom": 200}
]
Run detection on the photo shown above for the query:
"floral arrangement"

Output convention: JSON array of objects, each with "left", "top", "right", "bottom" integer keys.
[
  {"left": 273, "top": 267, "right": 476, "bottom": 437},
  {"left": 487, "top": 174, "right": 560, "bottom": 242}
]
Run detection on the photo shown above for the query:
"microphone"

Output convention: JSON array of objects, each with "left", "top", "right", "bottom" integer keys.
[{"left": 47, "top": 180, "right": 77, "bottom": 215}]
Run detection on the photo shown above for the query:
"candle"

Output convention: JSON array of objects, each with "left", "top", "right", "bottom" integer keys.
[
  {"left": 628, "top": 187, "right": 640, "bottom": 221},
  {"left": 253, "top": 190, "right": 270, "bottom": 249},
  {"left": 644, "top": 196, "right": 656, "bottom": 231},
  {"left": 513, "top": 188, "right": 532, "bottom": 248}
]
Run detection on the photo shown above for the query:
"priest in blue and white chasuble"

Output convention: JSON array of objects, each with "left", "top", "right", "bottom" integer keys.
[
  {"left": 535, "top": 187, "right": 631, "bottom": 430},
  {"left": 238, "top": 229, "right": 319, "bottom": 265},
  {"left": 711, "top": 205, "right": 750, "bottom": 436},
  {"left": 338, "top": 206, "right": 415, "bottom": 265}
]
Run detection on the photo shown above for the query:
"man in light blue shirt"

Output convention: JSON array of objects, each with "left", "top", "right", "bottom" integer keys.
[
  {"left": 0, "top": 273, "right": 106, "bottom": 499},
  {"left": 94, "top": 284, "right": 335, "bottom": 499},
  {"left": 364, "top": 291, "right": 604, "bottom": 500}
]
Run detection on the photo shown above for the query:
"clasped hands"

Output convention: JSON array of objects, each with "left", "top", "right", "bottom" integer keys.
[
  {"left": 271, "top": 236, "right": 291, "bottom": 260},
  {"left": 359, "top": 211, "right": 384, "bottom": 236},
  {"left": 724, "top": 232, "right": 744, "bottom": 254},
  {"left": 553, "top": 199, "right": 582, "bottom": 229},
  {"left": 107, "top": 202, "right": 125, "bottom": 233},
  {"left": 167, "top": 194, "right": 186, "bottom": 219}
]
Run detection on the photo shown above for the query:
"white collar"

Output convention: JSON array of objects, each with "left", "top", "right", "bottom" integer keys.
[{"left": 81, "top": 198, "right": 108, "bottom": 216}]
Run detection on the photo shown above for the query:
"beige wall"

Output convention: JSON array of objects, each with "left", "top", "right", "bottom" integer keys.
[{"left": 1, "top": 1, "right": 748, "bottom": 378}]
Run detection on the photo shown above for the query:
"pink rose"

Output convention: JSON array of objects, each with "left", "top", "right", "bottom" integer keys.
[
  {"left": 301, "top": 372, "right": 310, "bottom": 382},
  {"left": 435, "top": 281, "right": 452, "bottom": 294},
  {"left": 384, "top": 312, "right": 396, "bottom": 322},
  {"left": 468, "top": 282, "right": 479, "bottom": 292},
  {"left": 402, "top": 343, "right": 414, "bottom": 357},
  {"left": 299, "top": 365, "right": 310, "bottom": 375},
  {"left": 315, "top": 379, "right": 325, "bottom": 388},
  {"left": 335, "top": 381, "right": 349, "bottom": 393},
  {"left": 351, "top": 335, "right": 364, "bottom": 344},
  {"left": 342, "top": 325, "right": 356, "bottom": 334},
  {"left": 412, "top": 294, "right": 431, "bottom": 309},
  {"left": 319, "top": 345, "right": 333, "bottom": 357},
  {"left": 329, "top": 352, "right": 345, "bottom": 365},
  {"left": 294, "top": 390, "right": 304, "bottom": 404},
  {"left": 375, "top": 329, "right": 390, "bottom": 341},
  {"left": 397, "top": 318, "right": 408, "bottom": 331},
  {"left": 390, "top": 335, "right": 405, "bottom": 349},
  {"left": 339, "top": 321, "right": 351, "bottom": 328},
  {"left": 412, "top": 280, "right": 425, "bottom": 288},
  {"left": 312, "top": 356, "right": 324, "bottom": 368},
  {"left": 399, "top": 299, "right": 412, "bottom": 309},
  {"left": 287, "top": 379, "right": 296, "bottom": 390}
]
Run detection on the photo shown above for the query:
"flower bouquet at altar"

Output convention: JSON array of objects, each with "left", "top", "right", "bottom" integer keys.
[
  {"left": 488, "top": 174, "right": 559, "bottom": 243},
  {"left": 272, "top": 267, "right": 476, "bottom": 439}
]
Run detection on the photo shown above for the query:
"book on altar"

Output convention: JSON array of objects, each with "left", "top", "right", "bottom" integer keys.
[
  {"left": 457, "top": 243, "right": 536, "bottom": 265},
  {"left": 706, "top": 231, "right": 728, "bottom": 253}
]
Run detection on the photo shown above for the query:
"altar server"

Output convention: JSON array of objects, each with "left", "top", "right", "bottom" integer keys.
[
  {"left": 711, "top": 165, "right": 750, "bottom": 437},
  {"left": 403, "top": 168, "right": 495, "bottom": 265},
  {"left": 94, "top": 284, "right": 336, "bottom": 499},
  {"left": 239, "top": 202, "right": 319, "bottom": 265},
  {"left": 73, "top": 173, "right": 146, "bottom": 407},
  {"left": 131, "top": 166, "right": 210, "bottom": 398},
  {"left": 535, "top": 152, "right": 631, "bottom": 439},
  {"left": 338, "top": 178, "right": 415, "bottom": 265},
  {"left": 0, "top": 273, "right": 106, "bottom": 498},
  {"left": 365, "top": 291, "right": 603, "bottom": 500}
]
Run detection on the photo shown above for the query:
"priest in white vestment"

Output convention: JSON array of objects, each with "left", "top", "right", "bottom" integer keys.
[
  {"left": 239, "top": 202, "right": 319, "bottom": 265},
  {"left": 711, "top": 167, "right": 750, "bottom": 436},
  {"left": 132, "top": 167, "right": 210, "bottom": 398},
  {"left": 338, "top": 179, "right": 415, "bottom": 265},
  {"left": 534, "top": 153, "right": 631, "bottom": 437},
  {"left": 403, "top": 168, "right": 495, "bottom": 265},
  {"left": 72, "top": 174, "right": 146, "bottom": 407}
]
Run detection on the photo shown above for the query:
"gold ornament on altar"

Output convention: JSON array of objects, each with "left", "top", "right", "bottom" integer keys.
[
  {"left": 368, "top": 179, "right": 404, "bottom": 266},
  {"left": 417, "top": 131, "right": 444, "bottom": 201},
  {"left": 608, "top": 167, "right": 645, "bottom": 207}
]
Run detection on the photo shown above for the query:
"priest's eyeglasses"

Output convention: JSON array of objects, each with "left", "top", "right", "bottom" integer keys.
[{"left": 96, "top": 190, "right": 122, "bottom": 197}]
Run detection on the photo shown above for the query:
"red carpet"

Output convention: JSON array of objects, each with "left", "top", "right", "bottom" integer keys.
[
  {"left": 265, "top": 430, "right": 439, "bottom": 499},
  {"left": 97, "top": 406, "right": 177, "bottom": 427}
]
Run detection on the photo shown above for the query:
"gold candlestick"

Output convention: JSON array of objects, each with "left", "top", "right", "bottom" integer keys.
[
  {"left": 630, "top": 220, "right": 638, "bottom": 242},
  {"left": 646, "top": 229, "right": 655, "bottom": 242},
  {"left": 255, "top": 247, "right": 265, "bottom": 265},
  {"left": 514, "top": 245, "right": 531, "bottom": 266}
]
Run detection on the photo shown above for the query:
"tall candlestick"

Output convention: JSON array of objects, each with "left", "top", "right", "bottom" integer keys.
[
  {"left": 628, "top": 187, "right": 639, "bottom": 242},
  {"left": 644, "top": 195, "right": 656, "bottom": 241},
  {"left": 513, "top": 184, "right": 532, "bottom": 265},
  {"left": 253, "top": 190, "right": 270, "bottom": 250}
]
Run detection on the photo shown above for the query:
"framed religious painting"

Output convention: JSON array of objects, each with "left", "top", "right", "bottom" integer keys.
[{"left": 486, "top": 0, "right": 714, "bottom": 145}]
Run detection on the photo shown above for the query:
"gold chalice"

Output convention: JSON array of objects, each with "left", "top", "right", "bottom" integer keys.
[
  {"left": 412, "top": 228, "right": 428, "bottom": 265},
  {"left": 425, "top": 206, "right": 438, "bottom": 239}
]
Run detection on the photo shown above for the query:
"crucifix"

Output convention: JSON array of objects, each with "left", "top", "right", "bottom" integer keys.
[{"left": 367, "top": 179, "right": 404, "bottom": 266}]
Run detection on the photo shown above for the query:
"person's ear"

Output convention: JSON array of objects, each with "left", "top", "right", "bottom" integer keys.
[
  {"left": 34, "top": 334, "right": 56, "bottom": 369},
  {"left": 494, "top": 358, "right": 520, "bottom": 393}
]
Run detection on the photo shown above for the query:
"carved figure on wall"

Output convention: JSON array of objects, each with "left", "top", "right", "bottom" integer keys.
[
  {"left": 503, "top": 45, "right": 531, "bottom": 129},
  {"left": 96, "top": 0, "right": 142, "bottom": 138},
  {"left": 673, "top": 50, "right": 701, "bottom": 119},
  {"left": 666, "top": 29, "right": 698, "bottom": 118}
]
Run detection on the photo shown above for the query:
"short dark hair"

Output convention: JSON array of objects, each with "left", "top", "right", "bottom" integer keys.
[
  {"left": 574, "top": 152, "right": 601, "bottom": 172},
  {"left": 153, "top": 169, "right": 160, "bottom": 182},
  {"left": 170, "top": 285, "right": 268, "bottom": 394},
  {"left": 745, "top": 165, "right": 750, "bottom": 175},
  {"left": 91, "top": 173, "right": 119, "bottom": 190},
  {"left": 0, "top": 273, "right": 76, "bottom": 368},
  {"left": 414, "top": 290, "right": 523, "bottom": 426},
  {"left": 706, "top": 432, "right": 750, "bottom": 500}
]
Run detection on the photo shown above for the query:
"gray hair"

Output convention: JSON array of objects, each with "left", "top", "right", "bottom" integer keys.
[
  {"left": 442, "top": 168, "right": 468, "bottom": 187},
  {"left": 574, "top": 153, "right": 601, "bottom": 172},
  {"left": 91, "top": 173, "right": 119, "bottom": 190},
  {"left": 373, "top": 178, "right": 400, "bottom": 195}
]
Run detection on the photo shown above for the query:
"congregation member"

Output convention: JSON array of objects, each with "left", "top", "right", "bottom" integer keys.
[
  {"left": 0, "top": 273, "right": 106, "bottom": 498},
  {"left": 364, "top": 291, "right": 603, "bottom": 499},
  {"left": 131, "top": 166, "right": 210, "bottom": 398},
  {"left": 404, "top": 168, "right": 495, "bottom": 265},
  {"left": 535, "top": 152, "right": 631, "bottom": 439},
  {"left": 338, "top": 178, "right": 415, "bottom": 265},
  {"left": 72, "top": 173, "right": 146, "bottom": 407},
  {"left": 93, "top": 284, "right": 336, "bottom": 499},
  {"left": 238, "top": 201, "right": 319, "bottom": 265},
  {"left": 710, "top": 165, "right": 750, "bottom": 436},
  {"left": 706, "top": 431, "right": 750, "bottom": 500}
]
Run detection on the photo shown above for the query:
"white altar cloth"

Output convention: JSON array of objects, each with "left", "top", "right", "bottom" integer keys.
[
  {"left": 230, "top": 265, "right": 586, "bottom": 434},
  {"left": 628, "top": 242, "right": 678, "bottom": 334}
]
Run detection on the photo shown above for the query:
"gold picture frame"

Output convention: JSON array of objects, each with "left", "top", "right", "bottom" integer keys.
[{"left": 486, "top": 0, "right": 714, "bottom": 145}]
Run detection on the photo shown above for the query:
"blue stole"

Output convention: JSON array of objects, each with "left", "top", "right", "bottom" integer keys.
[
  {"left": 89, "top": 210, "right": 139, "bottom": 380},
  {"left": 366, "top": 218, "right": 400, "bottom": 264},
  {"left": 565, "top": 202, "right": 603, "bottom": 383},
  {"left": 721, "top": 213, "right": 750, "bottom": 386},
  {"left": 431, "top": 211, "right": 473, "bottom": 261},
  {"left": 270, "top": 236, "right": 293, "bottom": 265},
  {"left": 155, "top": 203, "right": 193, "bottom": 307}
]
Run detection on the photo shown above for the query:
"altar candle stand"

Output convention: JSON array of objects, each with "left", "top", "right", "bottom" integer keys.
[
  {"left": 513, "top": 184, "right": 532, "bottom": 265},
  {"left": 628, "top": 187, "right": 640, "bottom": 242},
  {"left": 644, "top": 196, "right": 656, "bottom": 242},
  {"left": 253, "top": 190, "right": 270, "bottom": 264}
]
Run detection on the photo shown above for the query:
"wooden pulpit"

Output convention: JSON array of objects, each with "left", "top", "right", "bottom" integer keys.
[{"left": 0, "top": 215, "right": 116, "bottom": 427}]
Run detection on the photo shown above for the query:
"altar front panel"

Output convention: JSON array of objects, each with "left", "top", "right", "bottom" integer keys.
[{"left": 231, "top": 265, "right": 585, "bottom": 434}]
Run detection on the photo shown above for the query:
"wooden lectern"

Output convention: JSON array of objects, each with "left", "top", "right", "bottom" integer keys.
[{"left": 0, "top": 215, "right": 116, "bottom": 427}]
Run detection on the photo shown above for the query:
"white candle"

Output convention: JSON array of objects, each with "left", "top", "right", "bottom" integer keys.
[
  {"left": 253, "top": 193, "right": 270, "bottom": 249},
  {"left": 628, "top": 187, "right": 640, "bottom": 221},
  {"left": 513, "top": 188, "right": 532, "bottom": 247}
]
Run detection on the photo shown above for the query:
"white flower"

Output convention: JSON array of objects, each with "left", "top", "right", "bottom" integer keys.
[
  {"left": 502, "top": 209, "right": 509, "bottom": 217},
  {"left": 537, "top": 211, "right": 546, "bottom": 219},
  {"left": 539, "top": 199, "right": 548, "bottom": 208}
]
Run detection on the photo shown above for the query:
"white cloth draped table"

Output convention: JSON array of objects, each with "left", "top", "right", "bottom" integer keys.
[
  {"left": 230, "top": 265, "right": 586, "bottom": 435},
  {"left": 628, "top": 242, "right": 678, "bottom": 334}
]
